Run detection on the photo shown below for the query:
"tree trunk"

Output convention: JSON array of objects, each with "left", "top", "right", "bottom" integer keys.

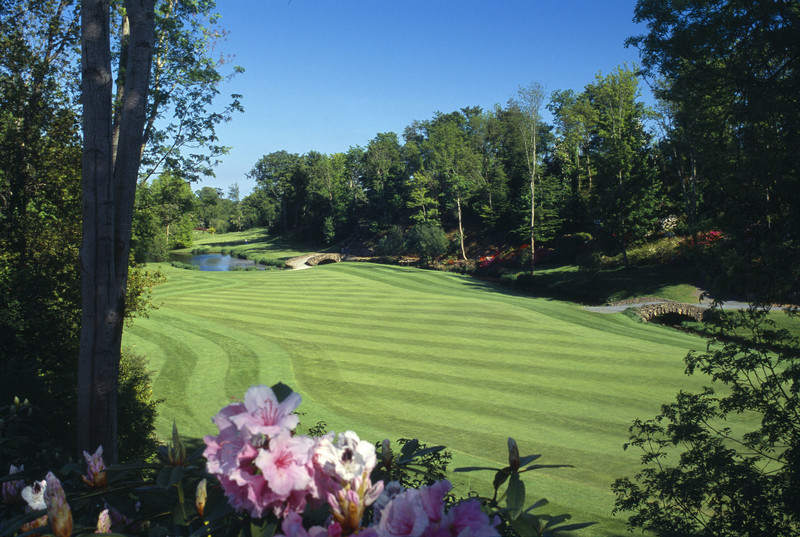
[
  {"left": 78, "top": 0, "right": 154, "bottom": 463},
  {"left": 457, "top": 193, "right": 466, "bottom": 261}
]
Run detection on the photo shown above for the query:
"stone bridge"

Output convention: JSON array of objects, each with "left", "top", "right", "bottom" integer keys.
[
  {"left": 286, "top": 252, "right": 343, "bottom": 269},
  {"left": 306, "top": 253, "right": 342, "bottom": 266},
  {"left": 630, "top": 302, "right": 707, "bottom": 323}
]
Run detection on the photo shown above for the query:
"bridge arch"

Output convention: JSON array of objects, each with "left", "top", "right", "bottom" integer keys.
[{"left": 630, "top": 302, "right": 707, "bottom": 323}]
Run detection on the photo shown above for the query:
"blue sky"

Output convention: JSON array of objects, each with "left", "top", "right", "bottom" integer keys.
[{"left": 207, "top": 0, "right": 651, "bottom": 195}]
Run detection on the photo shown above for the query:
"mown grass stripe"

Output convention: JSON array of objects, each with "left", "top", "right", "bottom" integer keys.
[{"left": 125, "top": 262, "right": 712, "bottom": 536}]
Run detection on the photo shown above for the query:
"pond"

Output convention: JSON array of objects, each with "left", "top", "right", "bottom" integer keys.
[{"left": 168, "top": 252, "right": 266, "bottom": 271}]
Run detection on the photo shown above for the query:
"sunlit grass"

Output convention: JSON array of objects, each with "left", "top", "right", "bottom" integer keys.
[{"left": 124, "top": 258, "right": 713, "bottom": 536}]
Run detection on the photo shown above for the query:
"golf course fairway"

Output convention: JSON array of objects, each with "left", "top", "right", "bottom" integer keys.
[{"left": 123, "top": 261, "right": 710, "bottom": 536}]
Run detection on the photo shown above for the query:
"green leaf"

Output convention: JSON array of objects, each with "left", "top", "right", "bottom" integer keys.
[
  {"left": 156, "top": 465, "right": 184, "bottom": 489},
  {"left": 517, "top": 454, "right": 542, "bottom": 467},
  {"left": 250, "top": 521, "right": 276, "bottom": 537},
  {"left": 508, "top": 514, "right": 540, "bottom": 537},
  {"left": 524, "top": 498, "right": 549, "bottom": 513},
  {"left": 506, "top": 472, "right": 526, "bottom": 519},
  {"left": 544, "top": 514, "right": 569, "bottom": 528},
  {"left": 493, "top": 468, "right": 511, "bottom": 491},
  {"left": 270, "top": 382, "right": 294, "bottom": 403}
]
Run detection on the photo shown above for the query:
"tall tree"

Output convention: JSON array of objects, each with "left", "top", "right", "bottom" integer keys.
[
  {"left": 584, "top": 67, "right": 662, "bottom": 266},
  {"left": 512, "top": 82, "right": 546, "bottom": 273},
  {"left": 424, "top": 112, "right": 481, "bottom": 260},
  {"left": 629, "top": 0, "right": 800, "bottom": 300},
  {"left": 248, "top": 150, "right": 300, "bottom": 233},
  {"left": 79, "top": 0, "right": 155, "bottom": 462}
]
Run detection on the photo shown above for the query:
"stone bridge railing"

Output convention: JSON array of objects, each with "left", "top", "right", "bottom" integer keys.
[{"left": 630, "top": 302, "right": 707, "bottom": 322}]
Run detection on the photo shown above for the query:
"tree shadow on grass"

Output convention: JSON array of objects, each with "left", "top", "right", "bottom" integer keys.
[{"left": 459, "top": 263, "right": 701, "bottom": 306}]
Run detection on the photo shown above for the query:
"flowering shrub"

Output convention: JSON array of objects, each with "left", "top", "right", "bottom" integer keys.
[{"left": 1, "top": 383, "right": 594, "bottom": 537}]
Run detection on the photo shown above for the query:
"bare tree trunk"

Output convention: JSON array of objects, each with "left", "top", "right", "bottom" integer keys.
[{"left": 78, "top": 0, "right": 154, "bottom": 463}]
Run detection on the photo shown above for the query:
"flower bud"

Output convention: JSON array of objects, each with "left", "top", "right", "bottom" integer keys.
[
  {"left": 96, "top": 509, "right": 111, "bottom": 533},
  {"left": 381, "top": 439, "right": 392, "bottom": 472},
  {"left": 507, "top": 437, "right": 520, "bottom": 471},
  {"left": 195, "top": 478, "right": 207, "bottom": 516},
  {"left": 1, "top": 465, "right": 25, "bottom": 506},
  {"left": 82, "top": 446, "right": 107, "bottom": 488},
  {"left": 44, "top": 472, "right": 72, "bottom": 537}
]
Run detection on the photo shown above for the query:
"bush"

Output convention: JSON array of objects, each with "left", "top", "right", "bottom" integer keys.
[
  {"left": 117, "top": 348, "right": 162, "bottom": 462},
  {"left": 406, "top": 224, "right": 448, "bottom": 264},
  {"left": 550, "top": 233, "right": 593, "bottom": 264},
  {"left": 170, "top": 261, "right": 199, "bottom": 270},
  {"left": 375, "top": 225, "right": 406, "bottom": 257},
  {"left": 255, "top": 257, "right": 286, "bottom": 268}
]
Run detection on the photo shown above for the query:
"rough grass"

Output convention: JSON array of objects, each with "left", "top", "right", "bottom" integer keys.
[{"left": 124, "top": 260, "right": 713, "bottom": 536}]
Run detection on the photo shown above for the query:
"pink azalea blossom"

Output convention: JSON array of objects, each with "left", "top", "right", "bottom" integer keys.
[
  {"left": 254, "top": 431, "right": 315, "bottom": 497},
  {"left": 376, "top": 487, "right": 429, "bottom": 537},
  {"left": 373, "top": 481, "right": 499, "bottom": 537},
  {"left": 228, "top": 385, "right": 301, "bottom": 438}
]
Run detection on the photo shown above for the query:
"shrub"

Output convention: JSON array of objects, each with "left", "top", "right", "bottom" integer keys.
[
  {"left": 375, "top": 225, "right": 405, "bottom": 257},
  {"left": 406, "top": 224, "right": 448, "bottom": 264},
  {"left": 170, "top": 261, "right": 199, "bottom": 270},
  {"left": 255, "top": 257, "right": 286, "bottom": 268},
  {"left": 550, "top": 233, "right": 593, "bottom": 264},
  {"left": 613, "top": 306, "right": 800, "bottom": 536},
  {"left": 117, "top": 348, "right": 162, "bottom": 462}
]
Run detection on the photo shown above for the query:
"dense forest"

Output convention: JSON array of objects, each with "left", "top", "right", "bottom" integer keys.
[{"left": 136, "top": 67, "right": 662, "bottom": 268}]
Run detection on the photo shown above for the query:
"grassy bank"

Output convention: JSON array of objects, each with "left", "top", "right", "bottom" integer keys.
[{"left": 124, "top": 258, "right": 717, "bottom": 536}]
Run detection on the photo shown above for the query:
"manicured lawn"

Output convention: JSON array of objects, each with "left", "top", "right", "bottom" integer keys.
[
  {"left": 124, "top": 260, "right": 711, "bottom": 536},
  {"left": 182, "top": 228, "right": 329, "bottom": 260}
]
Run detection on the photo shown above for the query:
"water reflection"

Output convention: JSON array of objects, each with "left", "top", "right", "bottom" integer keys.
[{"left": 169, "top": 252, "right": 264, "bottom": 271}]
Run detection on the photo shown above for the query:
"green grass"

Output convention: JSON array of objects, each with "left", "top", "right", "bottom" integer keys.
[
  {"left": 124, "top": 259, "right": 715, "bottom": 536},
  {"left": 520, "top": 263, "right": 702, "bottom": 304},
  {"left": 184, "top": 228, "right": 328, "bottom": 261}
]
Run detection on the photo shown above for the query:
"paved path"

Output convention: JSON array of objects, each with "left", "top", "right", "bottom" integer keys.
[{"left": 585, "top": 298, "right": 755, "bottom": 314}]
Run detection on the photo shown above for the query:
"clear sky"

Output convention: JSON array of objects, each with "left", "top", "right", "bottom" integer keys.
[{"left": 206, "top": 0, "right": 651, "bottom": 195}]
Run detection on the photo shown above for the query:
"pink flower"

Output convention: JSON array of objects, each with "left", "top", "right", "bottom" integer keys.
[
  {"left": 228, "top": 385, "right": 301, "bottom": 438},
  {"left": 443, "top": 500, "right": 499, "bottom": 537},
  {"left": 277, "top": 511, "right": 331, "bottom": 537},
  {"left": 418, "top": 480, "right": 451, "bottom": 523},
  {"left": 254, "top": 431, "right": 314, "bottom": 497},
  {"left": 372, "top": 481, "right": 499, "bottom": 537},
  {"left": 376, "top": 488, "right": 428, "bottom": 537}
]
